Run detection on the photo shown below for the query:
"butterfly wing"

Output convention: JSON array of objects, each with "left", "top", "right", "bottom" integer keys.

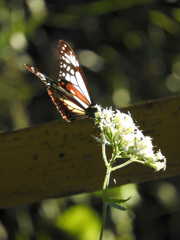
[
  {"left": 58, "top": 40, "right": 93, "bottom": 107},
  {"left": 25, "top": 64, "right": 90, "bottom": 122},
  {"left": 25, "top": 40, "right": 97, "bottom": 122},
  {"left": 48, "top": 88, "right": 89, "bottom": 121}
]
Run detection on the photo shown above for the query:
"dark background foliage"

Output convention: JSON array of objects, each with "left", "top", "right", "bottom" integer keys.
[{"left": 0, "top": 0, "right": 180, "bottom": 239}]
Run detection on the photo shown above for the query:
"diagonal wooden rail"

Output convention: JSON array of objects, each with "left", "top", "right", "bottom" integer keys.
[{"left": 0, "top": 95, "right": 179, "bottom": 208}]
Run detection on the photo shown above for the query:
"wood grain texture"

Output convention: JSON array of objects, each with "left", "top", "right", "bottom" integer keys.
[{"left": 0, "top": 95, "right": 179, "bottom": 208}]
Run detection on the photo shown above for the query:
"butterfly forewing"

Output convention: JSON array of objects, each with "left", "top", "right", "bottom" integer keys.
[{"left": 58, "top": 40, "right": 93, "bottom": 106}]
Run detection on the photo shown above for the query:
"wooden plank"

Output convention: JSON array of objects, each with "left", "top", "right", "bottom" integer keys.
[{"left": 0, "top": 95, "right": 179, "bottom": 208}]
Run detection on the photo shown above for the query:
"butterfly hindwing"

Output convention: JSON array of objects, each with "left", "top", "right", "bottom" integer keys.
[
  {"left": 48, "top": 88, "right": 88, "bottom": 121},
  {"left": 25, "top": 64, "right": 88, "bottom": 122}
]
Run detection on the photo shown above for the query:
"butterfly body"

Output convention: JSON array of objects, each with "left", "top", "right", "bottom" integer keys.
[{"left": 25, "top": 40, "right": 97, "bottom": 122}]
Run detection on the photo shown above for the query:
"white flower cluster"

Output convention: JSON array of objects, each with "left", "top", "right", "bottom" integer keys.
[{"left": 94, "top": 105, "right": 166, "bottom": 171}]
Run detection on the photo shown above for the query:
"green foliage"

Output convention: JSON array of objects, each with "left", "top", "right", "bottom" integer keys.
[{"left": 55, "top": 205, "right": 101, "bottom": 240}]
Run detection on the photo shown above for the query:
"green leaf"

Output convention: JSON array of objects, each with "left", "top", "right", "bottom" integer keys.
[
  {"left": 107, "top": 202, "right": 126, "bottom": 211},
  {"left": 104, "top": 196, "right": 131, "bottom": 204}
]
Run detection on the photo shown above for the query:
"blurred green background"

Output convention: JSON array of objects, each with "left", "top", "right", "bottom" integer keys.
[{"left": 0, "top": 0, "right": 180, "bottom": 239}]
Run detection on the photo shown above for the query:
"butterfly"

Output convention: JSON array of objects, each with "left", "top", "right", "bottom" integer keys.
[{"left": 25, "top": 40, "right": 97, "bottom": 122}]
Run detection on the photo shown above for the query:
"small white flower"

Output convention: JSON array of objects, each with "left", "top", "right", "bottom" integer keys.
[
  {"left": 155, "top": 161, "right": 166, "bottom": 171},
  {"left": 94, "top": 105, "right": 166, "bottom": 171}
]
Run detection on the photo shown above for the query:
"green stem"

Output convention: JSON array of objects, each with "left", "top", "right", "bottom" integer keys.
[
  {"left": 99, "top": 166, "right": 111, "bottom": 240},
  {"left": 111, "top": 157, "right": 147, "bottom": 172},
  {"left": 111, "top": 159, "right": 133, "bottom": 171},
  {"left": 99, "top": 202, "right": 107, "bottom": 240},
  {"left": 102, "top": 143, "right": 109, "bottom": 167},
  {"left": 99, "top": 151, "right": 138, "bottom": 239}
]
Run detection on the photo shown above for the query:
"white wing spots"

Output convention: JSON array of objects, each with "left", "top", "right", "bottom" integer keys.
[
  {"left": 70, "top": 69, "right": 74, "bottom": 75},
  {"left": 37, "top": 72, "right": 44, "bottom": 79},
  {"left": 64, "top": 53, "right": 71, "bottom": 63},
  {"left": 70, "top": 75, "right": 77, "bottom": 85},
  {"left": 66, "top": 73, "right": 71, "bottom": 81},
  {"left": 64, "top": 99, "right": 85, "bottom": 113},
  {"left": 71, "top": 55, "right": 79, "bottom": 67},
  {"left": 65, "top": 58, "right": 70, "bottom": 64},
  {"left": 75, "top": 71, "right": 91, "bottom": 103},
  {"left": 26, "top": 64, "right": 52, "bottom": 87},
  {"left": 58, "top": 40, "right": 93, "bottom": 106},
  {"left": 30, "top": 66, "right": 35, "bottom": 73},
  {"left": 74, "top": 96, "right": 89, "bottom": 109},
  {"left": 38, "top": 73, "right": 51, "bottom": 87},
  {"left": 70, "top": 89, "right": 75, "bottom": 95},
  {"left": 64, "top": 53, "right": 79, "bottom": 67},
  {"left": 67, "top": 66, "right": 70, "bottom": 72}
]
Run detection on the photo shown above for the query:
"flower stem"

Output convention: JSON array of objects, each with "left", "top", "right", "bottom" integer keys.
[
  {"left": 111, "top": 159, "right": 133, "bottom": 171},
  {"left": 102, "top": 143, "right": 109, "bottom": 167},
  {"left": 99, "top": 165, "right": 111, "bottom": 240},
  {"left": 99, "top": 201, "right": 107, "bottom": 240}
]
